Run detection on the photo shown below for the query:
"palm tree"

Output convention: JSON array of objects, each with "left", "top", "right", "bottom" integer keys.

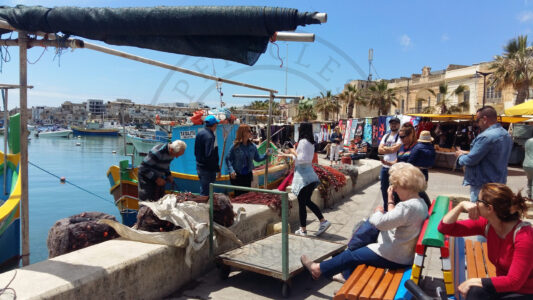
[
  {"left": 315, "top": 90, "right": 340, "bottom": 121},
  {"left": 491, "top": 35, "right": 533, "bottom": 105},
  {"left": 339, "top": 84, "right": 367, "bottom": 118},
  {"left": 367, "top": 80, "right": 398, "bottom": 115},
  {"left": 426, "top": 83, "right": 468, "bottom": 114},
  {"left": 294, "top": 98, "right": 317, "bottom": 122}
]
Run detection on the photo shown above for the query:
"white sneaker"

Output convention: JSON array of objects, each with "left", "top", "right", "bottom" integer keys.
[
  {"left": 294, "top": 228, "right": 307, "bottom": 236},
  {"left": 315, "top": 220, "right": 331, "bottom": 236}
]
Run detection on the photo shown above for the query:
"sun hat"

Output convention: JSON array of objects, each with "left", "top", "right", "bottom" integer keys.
[
  {"left": 204, "top": 115, "right": 219, "bottom": 126},
  {"left": 418, "top": 130, "right": 434, "bottom": 143},
  {"left": 389, "top": 117, "right": 400, "bottom": 124}
]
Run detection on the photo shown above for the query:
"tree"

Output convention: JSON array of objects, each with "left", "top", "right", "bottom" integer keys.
[
  {"left": 491, "top": 35, "right": 533, "bottom": 105},
  {"left": 294, "top": 98, "right": 317, "bottom": 122},
  {"left": 367, "top": 80, "right": 398, "bottom": 115},
  {"left": 315, "top": 90, "right": 340, "bottom": 120},
  {"left": 338, "top": 84, "right": 367, "bottom": 118},
  {"left": 426, "top": 83, "right": 468, "bottom": 114}
]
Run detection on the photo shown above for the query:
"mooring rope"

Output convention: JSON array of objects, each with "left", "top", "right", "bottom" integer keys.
[
  {"left": 0, "top": 270, "right": 16, "bottom": 299},
  {"left": 28, "top": 161, "right": 114, "bottom": 205}
]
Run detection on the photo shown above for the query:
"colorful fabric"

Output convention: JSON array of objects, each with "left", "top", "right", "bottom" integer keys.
[
  {"left": 377, "top": 116, "right": 387, "bottom": 144},
  {"left": 364, "top": 118, "right": 372, "bottom": 144}
]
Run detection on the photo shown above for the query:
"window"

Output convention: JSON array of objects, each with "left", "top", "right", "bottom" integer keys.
[
  {"left": 417, "top": 99, "right": 423, "bottom": 112},
  {"left": 401, "top": 99, "right": 405, "bottom": 114},
  {"left": 463, "top": 90, "right": 470, "bottom": 103},
  {"left": 437, "top": 93, "right": 442, "bottom": 103}
]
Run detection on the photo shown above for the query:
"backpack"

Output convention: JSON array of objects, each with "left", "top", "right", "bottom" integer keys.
[
  {"left": 484, "top": 221, "right": 531, "bottom": 243},
  {"left": 383, "top": 132, "right": 399, "bottom": 145}
]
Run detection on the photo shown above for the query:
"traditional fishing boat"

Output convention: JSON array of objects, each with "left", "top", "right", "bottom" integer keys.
[
  {"left": 107, "top": 124, "right": 288, "bottom": 226},
  {"left": 0, "top": 113, "right": 21, "bottom": 271},
  {"left": 72, "top": 121, "right": 120, "bottom": 137},
  {"left": 126, "top": 130, "right": 170, "bottom": 155}
]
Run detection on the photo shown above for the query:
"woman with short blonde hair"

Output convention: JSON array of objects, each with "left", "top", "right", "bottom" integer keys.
[{"left": 301, "top": 162, "right": 428, "bottom": 282}]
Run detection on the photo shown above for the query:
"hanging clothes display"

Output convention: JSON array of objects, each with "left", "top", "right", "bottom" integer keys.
[
  {"left": 343, "top": 119, "right": 353, "bottom": 146},
  {"left": 371, "top": 117, "right": 380, "bottom": 147},
  {"left": 377, "top": 116, "right": 387, "bottom": 144},
  {"left": 385, "top": 116, "right": 392, "bottom": 133},
  {"left": 364, "top": 118, "right": 372, "bottom": 144}
]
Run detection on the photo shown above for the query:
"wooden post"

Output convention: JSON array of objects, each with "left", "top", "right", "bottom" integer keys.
[
  {"left": 19, "top": 32, "right": 30, "bottom": 266},
  {"left": 3, "top": 88, "right": 8, "bottom": 195},
  {"left": 264, "top": 92, "right": 274, "bottom": 188}
]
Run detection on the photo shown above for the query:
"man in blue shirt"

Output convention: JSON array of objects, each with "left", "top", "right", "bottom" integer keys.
[
  {"left": 195, "top": 115, "right": 220, "bottom": 196},
  {"left": 455, "top": 106, "right": 512, "bottom": 202}
]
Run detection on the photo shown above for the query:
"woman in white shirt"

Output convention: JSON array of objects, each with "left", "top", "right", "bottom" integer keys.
[{"left": 282, "top": 123, "right": 331, "bottom": 236}]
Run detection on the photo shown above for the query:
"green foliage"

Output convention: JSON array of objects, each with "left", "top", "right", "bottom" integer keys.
[
  {"left": 315, "top": 90, "right": 340, "bottom": 120},
  {"left": 427, "top": 83, "right": 468, "bottom": 114},
  {"left": 367, "top": 80, "right": 398, "bottom": 115},
  {"left": 490, "top": 35, "right": 533, "bottom": 105}
]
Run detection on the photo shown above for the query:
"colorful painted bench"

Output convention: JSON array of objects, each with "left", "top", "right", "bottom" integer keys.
[
  {"left": 333, "top": 264, "right": 412, "bottom": 300},
  {"left": 451, "top": 237, "right": 496, "bottom": 300}
]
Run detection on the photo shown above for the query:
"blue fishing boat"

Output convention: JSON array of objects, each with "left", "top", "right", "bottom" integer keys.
[
  {"left": 0, "top": 113, "right": 22, "bottom": 271},
  {"left": 107, "top": 124, "right": 288, "bottom": 226}
]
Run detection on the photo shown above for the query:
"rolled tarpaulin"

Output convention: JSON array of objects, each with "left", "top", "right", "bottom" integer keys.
[
  {"left": 0, "top": 5, "right": 321, "bottom": 65},
  {"left": 422, "top": 195, "right": 450, "bottom": 247}
]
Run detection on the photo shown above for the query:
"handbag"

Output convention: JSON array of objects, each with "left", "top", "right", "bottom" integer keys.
[{"left": 347, "top": 219, "right": 379, "bottom": 251}]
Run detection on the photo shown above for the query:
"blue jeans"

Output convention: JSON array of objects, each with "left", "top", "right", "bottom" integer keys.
[
  {"left": 470, "top": 185, "right": 481, "bottom": 203},
  {"left": 320, "top": 246, "right": 409, "bottom": 279},
  {"left": 197, "top": 168, "right": 216, "bottom": 196},
  {"left": 380, "top": 167, "right": 390, "bottom": 211}
]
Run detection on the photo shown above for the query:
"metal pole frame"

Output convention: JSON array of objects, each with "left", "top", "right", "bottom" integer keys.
[
  {"left": 3, "top": 89, "right": 8, "bottom": 196},
  {"left": 208, "top": 183, "right": 289, "bottom": 281}
]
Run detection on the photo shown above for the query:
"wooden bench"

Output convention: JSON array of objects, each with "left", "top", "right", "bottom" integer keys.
[
  {"left": 333, "top": 265, "right": 411, "bottom": 300},
  {"left": 451, "top": 237, "right": 496, "bottom": 300}
]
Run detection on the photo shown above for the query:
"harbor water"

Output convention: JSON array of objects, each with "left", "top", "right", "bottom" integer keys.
[{"left": 4, "top": 135, "right": 139, "bottom": 265}]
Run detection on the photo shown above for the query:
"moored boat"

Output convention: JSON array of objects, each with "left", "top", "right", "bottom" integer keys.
[
  {"left": 35, "top": 128, "right": 72, "bottom": 138},
  {"left": 72, "top": 121, "right": 120, "bottom": 137},
  {"left": 0, "top": 113, "right": 21, "bottom": 271}
]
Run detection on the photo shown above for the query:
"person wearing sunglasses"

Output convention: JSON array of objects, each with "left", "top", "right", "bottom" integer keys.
[
  {"left": 438, "top": 183, "right": 533, "bottom": 299},
  {"left": 225, "top": 124, "right": 270, "bottom": 196},
  {"left": 455, "top": 106, "right": 512, "bottom": 203}
]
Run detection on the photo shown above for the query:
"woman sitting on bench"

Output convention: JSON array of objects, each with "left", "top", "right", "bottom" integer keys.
[
  {"left": 438, "top": 183, "right": 533, "bottom": 299},
  {"left": 301, "top": 162, "right": 429, "bottom": 282}
]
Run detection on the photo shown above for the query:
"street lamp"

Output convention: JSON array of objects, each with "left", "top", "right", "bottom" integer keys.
[{"left": 476, "top": 71, "right": 493, "bottom": 107}]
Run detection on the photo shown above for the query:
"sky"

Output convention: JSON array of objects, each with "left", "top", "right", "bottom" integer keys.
[{"left": 0, "top": 0, "right": 532, "bottom": 109}]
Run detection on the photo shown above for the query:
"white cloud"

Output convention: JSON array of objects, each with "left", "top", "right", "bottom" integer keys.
[
  {"left": 518, "top": 11, "right": 533, "bottom": 23},
  {"left": 441, "top": 33, "right": 450, "bottom": 42},
  {"left": 399, "top": 34, "right": 411, "bottom": 48}
]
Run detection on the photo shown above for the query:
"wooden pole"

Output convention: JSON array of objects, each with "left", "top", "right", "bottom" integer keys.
[
  {"left": 264, "top": 92, "right": 274, "bottom": 188},
  {"left": 3, "top": 89, "right": 8, "bottom": 195},
  {"left": 19, "top": 32, "right": 30, "bottom": 266}
]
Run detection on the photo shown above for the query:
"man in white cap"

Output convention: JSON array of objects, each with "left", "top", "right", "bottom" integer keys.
[{"left": 138, "top": 140, "right": 187, "bottom": 201}]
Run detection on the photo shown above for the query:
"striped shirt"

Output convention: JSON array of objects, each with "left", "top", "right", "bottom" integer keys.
[{"left": 138, "top": 143, "right": 173, "bottom": 181}]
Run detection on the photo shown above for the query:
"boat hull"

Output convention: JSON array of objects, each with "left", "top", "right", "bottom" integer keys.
[
  {"left": 37, "top": 129, "right": 72, "bottom": 138},
  {"left": 0, "top": 153, "right": 21, "bottom": 271},
  {"left": 72, "top": 126, "right": 119, "bottom": 136}
]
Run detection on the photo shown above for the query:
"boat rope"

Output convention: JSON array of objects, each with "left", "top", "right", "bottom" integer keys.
[
  {"left": 28, "top": 161, "right": 114, "bottom": 205},
  {"left": 0, "top": 270, "right": 16, "bottom": 298}
]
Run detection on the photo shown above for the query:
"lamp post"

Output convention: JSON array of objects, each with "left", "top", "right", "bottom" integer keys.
[{"left": 476, "top": 71, "right": 492, "bottom": 107}]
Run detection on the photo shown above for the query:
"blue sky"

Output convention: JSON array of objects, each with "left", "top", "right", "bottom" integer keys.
[{"left": 1, "top": 0, "right": 532, "bottom": 109}]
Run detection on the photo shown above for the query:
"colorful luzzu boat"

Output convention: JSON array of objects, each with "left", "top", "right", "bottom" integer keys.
[
  {"left": 0, "top": 113, "right": 22, "bottom": 271},
  {"left": 107, "top": 124, "right": 288, "bottom": 226}
]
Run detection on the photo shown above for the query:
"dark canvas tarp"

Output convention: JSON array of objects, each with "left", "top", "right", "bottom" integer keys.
[{"left": 0, "top": 5, "right": 321, "bottom": 65}]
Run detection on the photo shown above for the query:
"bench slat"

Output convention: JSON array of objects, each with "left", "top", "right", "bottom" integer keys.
[
  {"left": 359, "top": 268, "right": 385, "bottom": 300},
  {"left": 474, "top": 241, "right": 488, "bottom": 278},
  {"left": 347, "top": 266, "right": 376, "bottom": 300},
  {"left": 465, "top": 239, "right": 478, "bottom": 279},
  {"left": 453, "top": 237, "right": 466, "bottom": 300},
  {"left": 369, "top": 270, "right": 394, "bottom": 300},
  {"left": 384, "top": 269, "right": 406, "bottom": 300},
  {"left": 334, "top": 264, "right": 367, "bottom": 300},
  {"left": 482, "top": 242, "right": 496, "bottom": 277}
]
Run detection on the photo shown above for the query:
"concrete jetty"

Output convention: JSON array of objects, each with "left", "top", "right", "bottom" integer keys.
[{"left": 0, "top": 159, "right": 382, "bottom": 299}]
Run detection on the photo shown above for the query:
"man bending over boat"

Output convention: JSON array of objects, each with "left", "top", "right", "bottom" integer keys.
[{"left": 138, "top": 140, "right": 187, "bottom": 201}]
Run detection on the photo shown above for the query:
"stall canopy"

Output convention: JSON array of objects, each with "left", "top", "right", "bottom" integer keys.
[
  {"left": 0, "top": 5, "right": 321, "bottom": 65},
  {"left": 408, "top": 113, "right": 529, "bottom": 124},
  {"left": 504, "top": 100, "right": 533, "bottom": 116}
]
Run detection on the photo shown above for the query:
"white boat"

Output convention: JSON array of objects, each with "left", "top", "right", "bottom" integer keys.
[
  {"left": 126, "top": 129, "right": 169, "bottom": 155},
  {"left": 35, "top": 129, "right": 72, "bottom": 138}
]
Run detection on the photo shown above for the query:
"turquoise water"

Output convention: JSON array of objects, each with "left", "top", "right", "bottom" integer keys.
[{"left": 3, "top": 135, "right": 135, "bottom": 264}]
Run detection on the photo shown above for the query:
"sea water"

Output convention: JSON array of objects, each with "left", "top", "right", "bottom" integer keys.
[{"left": 2, "top": 135, "right": 138, "bottom": 264}]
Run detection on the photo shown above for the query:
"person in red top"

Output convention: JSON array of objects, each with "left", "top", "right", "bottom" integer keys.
[{"left": 438, "top": 183, "right": 533, "bottom": 299}]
